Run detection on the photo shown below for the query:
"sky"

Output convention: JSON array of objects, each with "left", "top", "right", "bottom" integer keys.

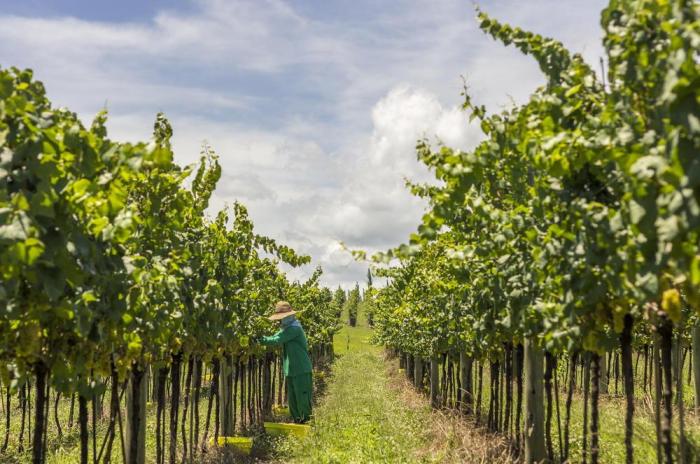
[{"left": 0, "top": 0, "right": 609, "bottom": 288}]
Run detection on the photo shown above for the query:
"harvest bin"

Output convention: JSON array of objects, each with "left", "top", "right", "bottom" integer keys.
[
  {"left": 263, "top": 422, "right": 311, "bottom": 438},
  {"left": 209, "top": 436, "right": 253, "bottom": 454}
]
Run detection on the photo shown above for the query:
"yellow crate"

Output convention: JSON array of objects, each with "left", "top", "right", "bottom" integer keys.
[
  {"left": 263, "top": 421, "right": 311, "bottom": 438},
  {"left": 208, "top": 436, "right": 253, "bottom": 454}
]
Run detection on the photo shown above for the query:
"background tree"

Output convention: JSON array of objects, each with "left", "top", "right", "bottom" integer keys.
[
  {"left": 345, "top": 284, "right": 361, "bottom": 327},
  {"left": 332, "top": 286, "right": 346, "bottom": 319},
  {"left": 366, "top": 268, "right": 375, "bottom": 326}
]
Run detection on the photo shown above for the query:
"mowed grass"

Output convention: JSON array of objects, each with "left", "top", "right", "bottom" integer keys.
[
  {"left": 334, "top": 302, "right": 377, "bottom": 356},
  {"left": 333, "top": 322, "right": 377, "bottom": 356},
  {"left": 280, "top": 311, "right": 700, "bottom": 463},
  {"left": 276, "top": 314, "right": 439, "bottom": 464}
]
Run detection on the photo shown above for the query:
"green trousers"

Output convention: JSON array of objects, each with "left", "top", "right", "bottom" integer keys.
[{"left": 286, "top": 373, "right": 312, "bottom": 423}]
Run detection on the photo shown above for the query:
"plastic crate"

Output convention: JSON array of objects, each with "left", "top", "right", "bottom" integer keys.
[
  {"left": 209, "top": 436, "right": 253, "bottom": 454},
  {"left": 263, "top": 421, "right": 311, "bottom": 438}
]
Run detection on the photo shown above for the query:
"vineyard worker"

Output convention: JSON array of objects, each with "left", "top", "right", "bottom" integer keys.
[{"left": 260, "top": 301, "right": 313, "bottom": 423}]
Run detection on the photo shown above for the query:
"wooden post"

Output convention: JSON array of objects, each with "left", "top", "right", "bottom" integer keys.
[
  {"left": 693, "top": 322, "right": 700, "bottom": 412},
  {"left": 218, "top": 354, "right": 234, "bottom": 436},
  {"left": 459, "top": 353, "right": 473, "bottom": 414},
  {"left": 672, "top": 337, "right": 680, "bottom": 404},
  {"left": 599, "top": 351, "right": 608, "bottom": 394},
  {"left": 262, "top": 353, "right": 272, "bottom": 416},
  {"left": 414, "top": 358, "right": 424, "bottom": 390},
  {"left": 126, "top": 365, "right": 147, "bottom": 464},
  {"left": 524, "top": 339, "right": 545, "bottom": 464},
  {"left": 430, "top": 356, "right": 440, "bottom": 409}
]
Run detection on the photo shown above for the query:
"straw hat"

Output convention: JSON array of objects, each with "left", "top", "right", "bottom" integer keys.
[{"left": 268, "top": 301, "right": 297, "bottom": 321}]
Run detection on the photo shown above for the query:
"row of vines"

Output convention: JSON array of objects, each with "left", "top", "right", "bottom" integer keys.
[
  {"left": 366, "top": 1, "right": 699, "bottom": 463},
  {"left": 0, "top": 67, "right": 342, "bottom": 463}
]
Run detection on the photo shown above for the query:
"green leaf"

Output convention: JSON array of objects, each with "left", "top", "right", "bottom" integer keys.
[{"left": 22, "top": 238, "right": 45, "bottom": 265}]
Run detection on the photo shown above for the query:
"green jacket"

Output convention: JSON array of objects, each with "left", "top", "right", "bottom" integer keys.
[{"left": 261, "top": 325, "right": 312, "bottom": 377}]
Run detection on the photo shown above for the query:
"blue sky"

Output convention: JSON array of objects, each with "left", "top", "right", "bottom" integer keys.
[
  {"left": 0, "top": 0, "right": 609, "bottom": 287},
  {"left": 0, "top": 0, "right": 194, "bottom": 22}
]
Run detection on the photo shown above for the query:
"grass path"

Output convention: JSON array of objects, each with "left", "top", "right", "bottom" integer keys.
[{"left": 278, "top": 322, "right": 436, "bottom": 464}]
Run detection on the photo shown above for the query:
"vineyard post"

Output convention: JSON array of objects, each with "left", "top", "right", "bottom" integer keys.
[
  {"left": 620, "top": 314, "right": 635, "bottom": 464},
  {"left": 672, "top": 337, "right": 680, "bottom": 403},
  {"left": 151, "top": 366, "right": 158, "bottom": 402},
  {"left": 693, "top": 321, "right": 700, "bottom": 412},
  {"left": 2, "top": 382, "right": 10, "bottom": 452},
  {"left": 78, "top": 394, "right": 88, "bottom": 464},
  {"left": 169, "top": 352, "right": 182, "bottom": 464},
  {"left": 659, "top": 320, "right": 674, "bottom": 464},
  {"left": 31, "top": 362, "right": 48, "bottom": 464},
  {"left": 459, "top": 353, "right": 473, "bottom": 414},
  {"left": 591, "top": 353, "right": 601, "bottom": 464},
  {"left": 544, "top": 352, "right": 554, "bottom": 461},
  {"left": 654, "top": 336, "right": 663, "bottom": 463},
  {"left": 155, "top": 367, "right": 168, "bottom": 463},
  {"left": 192, "top": 358, "right": 203, "bottom": 459},
  {"left": 515, "top": 344, "right": 524, "bottom": 453},
  {"left": 125, "top": 365, "right": 147, "bottom": 464},
  {"left": 430, "top": 356, "right": 439, "bottom": 409},
  {"left": 676, "top": 338, "right": 687, "bottom": 464},
  {"left": 599, "top": 351, "right": 608, "bottom": 395},
  {"left": 218, "top": 354, "right": 234, "bottom": 437},
  {"left": 262, "top": 353, "right": 272, "bottom": 416},
  {"left": 524, "top": 338, "right": 545, "bottom": 463},
  {"left": 414, "top": 358, "right": 424, "bottom": 390}
]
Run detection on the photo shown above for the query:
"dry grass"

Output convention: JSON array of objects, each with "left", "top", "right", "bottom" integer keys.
[{"left": 384, "top": 354, "right": 515, "bottom": 464}]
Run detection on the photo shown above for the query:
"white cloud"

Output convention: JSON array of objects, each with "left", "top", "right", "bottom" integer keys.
[
  {"left": 288, "top": 84, "right": 475, "bottom": 284},
  {"left": 0, "top": 0, "right": 609, "bottom": 287}
]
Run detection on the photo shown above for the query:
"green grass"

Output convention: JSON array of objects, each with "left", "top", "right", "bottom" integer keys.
[
  {"left": 333, "top": 323, "right": 377, "bottom": 357},
  {"left": 445, "top": 358, "right": 700, "bottom": 464},
  {"left": 334, "top": 299, "right": 376, "bottom": 356},
  {"left": 281, "top": 319, "right": 436, "bottom": 463}
]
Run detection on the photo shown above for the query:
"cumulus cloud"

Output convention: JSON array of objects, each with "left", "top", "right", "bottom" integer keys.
[
  {"left": 287, "top": 84, "right": 476, "bottom": 285},
  {"left": 0, "top": 0, "right": 609, "bottom": 287}
]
